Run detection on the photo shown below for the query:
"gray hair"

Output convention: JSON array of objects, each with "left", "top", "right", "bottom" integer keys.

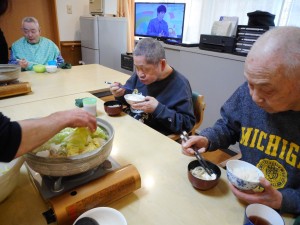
[
  {"left": 133, "top": 38, "right": 166, "bottom": 65},
  {"left": 247, "top": 26, "right": 300, "bottom": 79},
  {"left": 22, "top": 16, "right": 40, "bottom": 28}
]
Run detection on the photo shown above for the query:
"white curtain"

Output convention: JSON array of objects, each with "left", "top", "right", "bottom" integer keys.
[
  {"left": 286, "top": 0, "right": 300, "bottom": 26},
  {"left": 134, "top": 0, "right": 290, "bottom": 43}
]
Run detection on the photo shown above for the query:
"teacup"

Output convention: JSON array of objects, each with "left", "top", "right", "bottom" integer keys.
[{"left": 243, "top": 203, "right": 284, "bottom": 225}]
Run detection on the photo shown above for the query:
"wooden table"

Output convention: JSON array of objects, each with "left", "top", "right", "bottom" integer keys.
[
  {"left": 0, "top": 92, "right": 295, "bottom": 225},
  {"left": 0, "top": 64, "right": 130, "bottom": 108}
]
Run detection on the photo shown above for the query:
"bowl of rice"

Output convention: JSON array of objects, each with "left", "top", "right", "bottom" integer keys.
[
  {"left": 188, "top": 159, "right": 221, "bottom": 190},
  {"left": 226, "top": 159, "right": 264, "bottom": 191},
  {"left": 124, "top": 94, "right": 145, "bottom": 106}
]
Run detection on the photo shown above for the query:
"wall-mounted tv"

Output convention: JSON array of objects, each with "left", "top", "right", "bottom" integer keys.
[{"left": 134, "top": 2, "right": 186, "bottom": 42}]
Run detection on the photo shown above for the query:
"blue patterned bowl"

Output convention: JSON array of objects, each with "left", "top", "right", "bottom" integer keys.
[{"left": 226, "top": 160, "right": 264, "bottom": 191}]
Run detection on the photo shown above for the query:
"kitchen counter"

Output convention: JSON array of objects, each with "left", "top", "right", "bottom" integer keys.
[
  {"left": 0, "top": 64, "right": 130, "bottom": 108},
  {"left": 0, "top": 92, "right": 295, "bottom": 225}
]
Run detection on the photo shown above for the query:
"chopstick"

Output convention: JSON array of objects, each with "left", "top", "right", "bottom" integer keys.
[
  {"left": 181, "top": 131, "right": 213, "bottom": 176},
  {"left": 104, "top": 81, "right": 134, "bottom": 91},
  {"left": 16, "top": 58, "right": 39, "bottom": 65}
]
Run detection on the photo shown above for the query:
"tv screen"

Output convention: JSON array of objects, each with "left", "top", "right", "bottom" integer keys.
[{"left": 134, "top": 2, "right": 186, "bottom": 41}]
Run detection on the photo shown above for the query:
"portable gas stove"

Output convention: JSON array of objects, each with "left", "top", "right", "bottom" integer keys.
[
  {"left": 0, "top": 80, "right": 31, "bottom": 98},
  {"left": 25, "top": 157, "right": 141, "bottom": 225}
]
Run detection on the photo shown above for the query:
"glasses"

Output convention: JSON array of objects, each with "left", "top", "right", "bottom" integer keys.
[{"left": 22, "top": 28, "right": 39, "bottom": 35}]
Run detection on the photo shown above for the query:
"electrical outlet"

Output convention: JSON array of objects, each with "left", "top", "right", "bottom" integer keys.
[{"left": 67, "top": 4, "right": 72, "bottom": 14}]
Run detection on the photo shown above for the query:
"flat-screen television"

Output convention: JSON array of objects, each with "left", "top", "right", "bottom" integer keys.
[{"left": 134, "top": 2, "right": 186, "bottom": 42}]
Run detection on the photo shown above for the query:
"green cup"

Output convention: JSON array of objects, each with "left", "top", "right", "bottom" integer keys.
[{"left": 82, "top": 97, "right": 97, "bottom": 116}]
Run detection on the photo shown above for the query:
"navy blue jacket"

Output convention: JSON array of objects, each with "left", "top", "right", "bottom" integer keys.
[{"left": 116, "top": 69, "right": 195, "bottom": 135}]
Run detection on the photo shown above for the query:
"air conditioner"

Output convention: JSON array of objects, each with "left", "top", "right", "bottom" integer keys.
[{"left": 89, "top": 0, "right": 117, "bottom": 16}]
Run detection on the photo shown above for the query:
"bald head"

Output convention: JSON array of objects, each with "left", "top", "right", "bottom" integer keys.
[
  {"left": 244, "top": 26, "right": 300, "bottom": 112},
  {"left": 246, "top": 26, "right": 300, "bottom": 78}
]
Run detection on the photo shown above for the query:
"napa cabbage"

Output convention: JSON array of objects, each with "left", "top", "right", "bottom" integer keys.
[{"left": 33, "top": 126, "right": 109, "bottom": 157}]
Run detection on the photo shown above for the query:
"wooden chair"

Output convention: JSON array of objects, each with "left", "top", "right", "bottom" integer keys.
[{"left": 168, "top": 92, "right": 206, "bottom": 141}]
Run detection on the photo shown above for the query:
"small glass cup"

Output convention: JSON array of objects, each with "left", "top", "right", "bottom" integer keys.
[{"left": 82, "top": 97, "right": 97, "bottom": 116}]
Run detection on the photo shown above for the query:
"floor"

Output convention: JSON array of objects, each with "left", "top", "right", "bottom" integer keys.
[{"left": 99, "top": 95, "right": 241, "bottom": 168}]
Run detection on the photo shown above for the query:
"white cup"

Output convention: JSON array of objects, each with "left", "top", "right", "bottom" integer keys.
[
  {"left": 82, "top": 97, "right": 97, "bottom": 116},
  {"left": 243, "top": 203, "right": 284, "bottom": 225}
]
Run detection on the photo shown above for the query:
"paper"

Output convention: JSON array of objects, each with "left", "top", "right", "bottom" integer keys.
[
  {"left": 211, "top": 21, "right": 232, "bottom": 36},
  {"left": 219, "top": 16, "right": 239, "bottom": 36}
]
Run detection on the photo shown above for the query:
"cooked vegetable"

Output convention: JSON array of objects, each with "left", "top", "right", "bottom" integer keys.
[{"left": 33, "top": 126, "right": 109, "bottom": 157}]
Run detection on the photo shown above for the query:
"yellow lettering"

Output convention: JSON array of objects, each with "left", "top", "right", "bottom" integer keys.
[
  {"left": 286, "top": 142, "right": 299, "bottom": 167},
  {"left": 279, "top": 139, "right": 288, "bottom": 160},
  {"left": 249, "top": 128, "right": 260, "bottom": 148},
  {"left": 240, "top": 127, "right": 253, "bottom": 146},
  {"left": 265, "top": 135, "right": 281, "bottom": 156},
  {"left": 257, "top": 131, "right": 267, "bottom": 151}
]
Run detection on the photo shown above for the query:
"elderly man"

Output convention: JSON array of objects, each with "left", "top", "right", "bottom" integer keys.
[
  {"left": 8, "top": 16, "right": 64, "bottom": 70},
  {"left": 182, "top": 26, "right": 300, "bottom": 215},
  {"left": 110, "top": 37, "right": 195, "bottom": 136}
]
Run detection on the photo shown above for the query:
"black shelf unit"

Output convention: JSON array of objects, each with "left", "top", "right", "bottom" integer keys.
[{"left": 233, "top": 25, "right": 272, "bottom": 56}]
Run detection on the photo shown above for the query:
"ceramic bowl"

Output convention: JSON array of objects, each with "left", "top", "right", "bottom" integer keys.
[
  {"left": 33, "top": 64, "right": 46, "bottom": 73},
  {"left": 124, "top": 94, "right": 145, "bottom": 106},
  {"left": 0, "top": 157, "right": 24, "bottom": 202},
  {"left": 188, "top": 160, "right": 221, "bottom": 191},
  {"left": 73, "top": 207, "right": 127, "bottom": 225},
  {"left": 45, "top": 65, "right": 58, "bottom": 73},
  {"left": 104, "top": 100, "right": 123, "bottom": 116},
  {"left": 226, "top": 159, "right": 264, "bottom": 191}
]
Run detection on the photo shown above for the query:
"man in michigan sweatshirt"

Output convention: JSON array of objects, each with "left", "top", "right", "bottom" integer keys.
[{"left": 182, "top": 26, "right": 300, "bottom": 216}]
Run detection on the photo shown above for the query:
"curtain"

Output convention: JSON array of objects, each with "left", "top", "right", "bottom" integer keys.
[
  {"left": 286, "top": 0, "right": 300, "bottom": 26},
  {"left": 117, "top": 0, "right": 135, "bottom": 53}
]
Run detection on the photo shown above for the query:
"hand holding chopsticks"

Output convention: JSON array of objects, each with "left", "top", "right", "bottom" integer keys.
[
  {"left": 105, "top": 81, "right": 134, "bottom": 91},
  {"left": 180, "top": 131, "right": 214, "bottom": 176}
]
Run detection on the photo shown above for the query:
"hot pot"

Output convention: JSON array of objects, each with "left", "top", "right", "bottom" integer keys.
[
  {"left": 24, "top": 118, "right": 114, "bottom": 177},
  {"left": 0, "top": 65, "right": 21, "bottom": 83}
]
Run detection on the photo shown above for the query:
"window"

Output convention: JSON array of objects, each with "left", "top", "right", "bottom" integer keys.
[{"left": 135, "top": 0, "right": 298, "bottom": 43}]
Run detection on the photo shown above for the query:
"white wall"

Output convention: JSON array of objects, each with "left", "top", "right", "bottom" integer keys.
[{"left": 56, "top": 0, "right": 90, "bottom": 41}]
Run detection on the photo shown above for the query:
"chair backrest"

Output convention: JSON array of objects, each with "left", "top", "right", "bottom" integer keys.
[
  {"left": 168, "top": 92, "right": 205, "bottom": 141},
  {"left": 191, "top": 92, "right": 206, "bottom": 135}
]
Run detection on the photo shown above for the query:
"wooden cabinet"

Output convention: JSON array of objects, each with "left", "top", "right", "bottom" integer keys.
[{"left": 60, "top": 41, "right": 82, "bottom": 66}]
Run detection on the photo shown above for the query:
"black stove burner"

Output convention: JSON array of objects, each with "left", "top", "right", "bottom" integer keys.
[
  {"left": 26, "top": 157, "right": 120, "bottom": 200},
  {"left": 43, "top": 160, "right": 112, "bottom": 193},
  {"left": 0, "top": 79, "right": 20, "bottom": 86}
]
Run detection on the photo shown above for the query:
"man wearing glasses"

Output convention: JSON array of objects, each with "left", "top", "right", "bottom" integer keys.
[{"left": 8, "top": 17, "right": 64, "bottom": 71}]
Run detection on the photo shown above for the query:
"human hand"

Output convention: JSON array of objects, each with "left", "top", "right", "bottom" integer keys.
[
  {"left": 131, "top": 96, "right": 158, "bottom": 113},
  {"left": 110, "top": 82, "right": 126, "bottom": 97},
  {"left": 181, "top": 135, "right": 209, "bottom": 156},
  {"left": 229, "top": 177, "right": 282, "bottom": 210},
  {"left": 55, "top": 108, "right": 97, "bottom": 132},
  {"left": 17, "top": 59, "right": 28, "bottom": 69}
]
